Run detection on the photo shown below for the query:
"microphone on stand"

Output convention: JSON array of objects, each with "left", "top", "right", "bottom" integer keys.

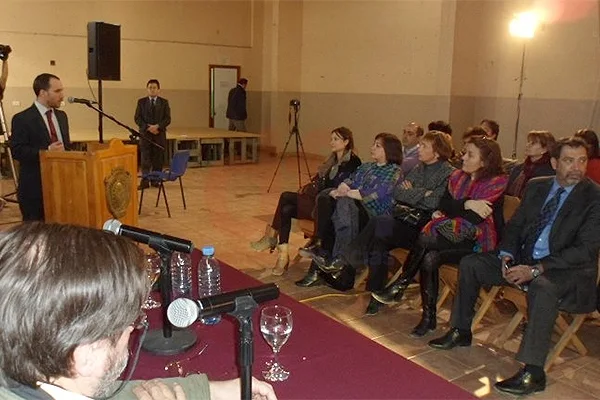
[
  {"left": 167, "top": 283, "right": 280, "bottom": 328},
  {"left": 67, "top": 96, "right": 98, "bottom": 105},
  {"left": 103, "top": 219, "right": 193, "bottom": 254}
]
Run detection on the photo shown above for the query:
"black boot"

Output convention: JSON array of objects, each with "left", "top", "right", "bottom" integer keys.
[
  {"left": 410, "top": 268, "right": 438, "bottom": 338},
  {"left": 365, "top": 297, "right": 383, "bottom": 315},
  {"left": 371, "top": 245, "right": 427, "bottom": 305},
  {"left": 322, "top": 264, "right": 355, "bottom": 291},
  {"left": 297, "top": 238, "right": 322, "bottom": 258},
  {"left": 295, "top": 262, "right": 323, "bottom": 287}
]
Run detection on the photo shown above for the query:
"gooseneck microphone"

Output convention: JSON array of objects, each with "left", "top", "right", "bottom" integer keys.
[
  {"left": 103, "top": 219, "right": 193, "bottom": 254},
  {"left": 167, "top": 283, "right": 280, "bottom": 328},
  {"left": 67, "top": 96, "right": 98, "bottom": 105}
]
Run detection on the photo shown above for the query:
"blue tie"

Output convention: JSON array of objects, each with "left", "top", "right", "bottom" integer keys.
[{"left": 523, "top": 187, "right": 565, "bottom": 262}]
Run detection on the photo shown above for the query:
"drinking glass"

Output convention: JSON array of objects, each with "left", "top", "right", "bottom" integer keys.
[
  {"left": 142, "top": 253, "right": 161, "bottom": 310},
  {"left": 260, "top": 305, "right": 293, "bottom": 381}
]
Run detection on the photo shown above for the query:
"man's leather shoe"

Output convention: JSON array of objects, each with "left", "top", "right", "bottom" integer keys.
[
  {"left": 494, "top": 368, "right": 546, "bottom": 395},
  {"left": 428, "top": 327, "right": 472, "bottom": 350},
  {"left": 371, "top": 281, "right": 409, "bottom": 305},
  {"left": 295, "top": 270, "right": 323, "bottom": 287}
]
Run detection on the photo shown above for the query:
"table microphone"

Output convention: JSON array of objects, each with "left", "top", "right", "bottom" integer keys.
[
  {"left": 167, "top": 283, "right": 280, "bottom": 328},
  {"left": 103, "top": 219, "right": 193, "bottom": 254}
]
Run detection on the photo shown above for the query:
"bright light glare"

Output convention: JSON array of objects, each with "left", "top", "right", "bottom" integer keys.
[{"left": 509, "top": 11, "right": 540, "bottom": 38}]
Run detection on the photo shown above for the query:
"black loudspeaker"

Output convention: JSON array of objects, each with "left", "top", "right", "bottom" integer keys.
[{"left": 87, "top": 22, "right": 121, "bottom": 81}]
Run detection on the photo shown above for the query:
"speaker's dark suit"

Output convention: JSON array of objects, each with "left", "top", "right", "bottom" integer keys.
[
  {"left": 10, "top": 104, "right": 71, "bottom": 221},
  {"left": 134, "top": 96, "right": 171, "bottom": 175},
  {"left": 451, "top": 176, "right": 600, "bottom": 366}
]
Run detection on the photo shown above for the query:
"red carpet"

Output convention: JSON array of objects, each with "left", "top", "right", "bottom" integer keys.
[{"left": 132, "top": 254, "right": 474, "bottom": 399}]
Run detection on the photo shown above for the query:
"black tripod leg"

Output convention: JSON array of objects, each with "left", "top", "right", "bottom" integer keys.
[
  {"left": 295, "top": 125, "right": 312, "bottom": 181},
  {"left": 267, "top": 131, "right": 295, "bottom": 193}
]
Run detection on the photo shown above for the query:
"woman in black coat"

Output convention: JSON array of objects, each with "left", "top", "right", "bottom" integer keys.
[{"left": 250, "top": 127, "right": 361, "bottom": 275}]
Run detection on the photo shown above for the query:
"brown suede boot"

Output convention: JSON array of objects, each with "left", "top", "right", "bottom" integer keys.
[
  {"left": 272, "top": 243, "right": 290, "bottom": 276},
  {"left": 250, "top": 224, "right": 277, "bottom": 252}
]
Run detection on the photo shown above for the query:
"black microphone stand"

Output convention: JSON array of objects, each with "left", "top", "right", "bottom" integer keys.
[
  {"left": 228, "top": 295, "right": 259, "bottom": 400},
  {"left": 80, "top": 101, "right": 163, "bottom": 150},
  {"left": 143, "top": 238, "right": 197, "bottom": 355}
]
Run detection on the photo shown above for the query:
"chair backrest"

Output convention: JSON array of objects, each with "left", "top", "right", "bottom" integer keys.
[
  {"left": 503, "top": 195, "right": 521, "bottom": 223},
  {"left": 169, "top": 151, "right": 190, "bottom": 178}
]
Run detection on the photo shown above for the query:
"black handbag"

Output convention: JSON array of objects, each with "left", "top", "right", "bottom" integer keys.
[{"left": 393, "top": 204, "right": 430, "bottom": 227}]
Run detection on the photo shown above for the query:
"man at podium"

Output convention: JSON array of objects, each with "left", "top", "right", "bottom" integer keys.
[{"left": 10, "top": 73, "right": 71, "bottom": 221}]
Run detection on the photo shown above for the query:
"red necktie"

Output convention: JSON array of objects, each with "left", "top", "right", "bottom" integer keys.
[{"left": 45, "top": 109, "right": 58, "bottom": 143}]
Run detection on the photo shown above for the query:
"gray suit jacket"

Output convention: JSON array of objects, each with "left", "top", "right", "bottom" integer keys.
[{"left": 500, "top": 176, "right": 600, "bottom": 312}]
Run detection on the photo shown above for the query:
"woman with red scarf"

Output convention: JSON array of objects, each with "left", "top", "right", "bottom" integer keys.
[
  {"left": 372, "top": 136, "right": 508, "bottom": 338},
  {"left": 506, "top": 131, "right": 556, "bottom": 198}
]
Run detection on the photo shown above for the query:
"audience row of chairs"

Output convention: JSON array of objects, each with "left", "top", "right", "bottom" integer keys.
[{"left": 293, "top": 193, "right": 598, "bottom": 371}]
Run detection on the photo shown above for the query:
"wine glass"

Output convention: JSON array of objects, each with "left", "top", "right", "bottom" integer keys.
[
  {"left": 260, "top": 305, "right": 293, "bottom": 382},
  {"left": 142, "top": 252, "right": 161, "bottom": 310}
]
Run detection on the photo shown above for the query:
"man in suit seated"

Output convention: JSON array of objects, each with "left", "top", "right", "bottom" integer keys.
[
  {"left": 428, "top": 137, "right": 600, "bottom": 395},
  {"left": 10, "top": 73, "right": 71, "bottom": 221},
  {"left": 0, "top": 223, "right": 277, "bottom": 400}
]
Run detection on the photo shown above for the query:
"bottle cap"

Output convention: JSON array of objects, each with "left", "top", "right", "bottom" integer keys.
[{"left": 202, "top": 246, "right": 215, "bottom": 256}]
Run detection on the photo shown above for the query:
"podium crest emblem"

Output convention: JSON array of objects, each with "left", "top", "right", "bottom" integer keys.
[{"left": 104, "top": 167, "right": 132, "bottom": 219}]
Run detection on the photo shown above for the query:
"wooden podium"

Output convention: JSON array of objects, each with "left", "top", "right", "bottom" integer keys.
[{"left": 40, "top": 139, "right": 138, "bottom": 228}]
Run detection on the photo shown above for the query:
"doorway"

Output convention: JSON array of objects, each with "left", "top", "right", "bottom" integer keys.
[{"left": 209, "top": 65, "right": 240, "bottom": 129}]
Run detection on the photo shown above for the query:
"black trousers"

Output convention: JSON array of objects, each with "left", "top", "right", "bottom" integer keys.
[
  {"left": 18, "top": 196, "right": 44, "bottom": 221},
  {"left": 451, "top": 252, "right": 577, "bottom": 366},
  {"left": 271, "top": 191, "right": 299, "bottom": 244},
  {"left": 315, "top": 191, "right": 337, "bottom": 253},
  {"left": 340, "top": 215, "right": 421, "bottom": 292},
  {"left": 140, "top": 134, "right": 166, "bottom": 176}
]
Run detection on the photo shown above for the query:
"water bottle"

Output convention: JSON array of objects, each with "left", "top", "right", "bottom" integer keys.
[
  {"left": 198, "top": 245, "right": 222, "bottom": 325},
  {"left": 171, "top": 252, "right": 192, "bottom": 299}
]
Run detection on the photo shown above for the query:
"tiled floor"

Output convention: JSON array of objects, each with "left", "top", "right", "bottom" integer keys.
[{"left": 1, "top": 154, "right": 599, "bottom": 399}]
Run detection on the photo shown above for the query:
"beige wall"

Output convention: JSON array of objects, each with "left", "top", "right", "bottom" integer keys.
[
  {"left": 450, "top": 0, "right": 600, "bottom": 158},
  {"left": 1, "top": 0, "right": 258, "bottom": 134},
  {"left": 2, "top": 0, "right": 600, "bottom": 161}
]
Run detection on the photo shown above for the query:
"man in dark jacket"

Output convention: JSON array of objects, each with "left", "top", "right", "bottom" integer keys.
[
  {"left": 10, "top": 73, "right": 71, "bottom": 221},
  {"left": 226, "top": 78, "right": 248, "bottom": 131},
  {"left": 134, "top": 79, "right": 171, "bottom": 189},
  {"left": 429, "top": 137, "right": 600, "bottom": 396}
]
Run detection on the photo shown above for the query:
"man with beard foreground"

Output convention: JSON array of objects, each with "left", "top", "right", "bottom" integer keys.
[
  {"left": 0, "top": 223, "right": 276, "bottom": 400},
  {"left": 428, "top": 137, "right": 600, "bottom": 395}
]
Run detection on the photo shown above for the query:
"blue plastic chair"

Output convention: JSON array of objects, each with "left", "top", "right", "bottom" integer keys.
[{"left": 138, "top": 150, "right": 190, "bottom": 218}]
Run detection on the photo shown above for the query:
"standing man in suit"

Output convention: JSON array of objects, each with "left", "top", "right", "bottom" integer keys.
[
  {"left": 135, "top": 79, "right": 171, "bottom": 189},
  {"left": 226, "top": 78, "right": 248, "bottom": 132},
  {"left": 429, "top": 137, "right": 600, "bottom": 395},
  {"left": 10, "top": 73, "right": 70, "bottom": 221}
]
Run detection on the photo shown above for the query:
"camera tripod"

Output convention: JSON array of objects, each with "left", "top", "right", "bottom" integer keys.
[
  {"left": 267, "top": 102, "right": 312, "bottom": 193},
  {"left": 0, "top": 97, "right": 18, "bottom": 204}
]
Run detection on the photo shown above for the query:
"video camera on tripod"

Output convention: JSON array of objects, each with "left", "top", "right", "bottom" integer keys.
[
  {"left": 0, "top": 45, "right": 12, "bottom": 61},
  {"left": 267, "top": 98, "right": 311, "bottom": 193},
  {"left": 289, "top": 98, "right": 300, "bottom": 110}
]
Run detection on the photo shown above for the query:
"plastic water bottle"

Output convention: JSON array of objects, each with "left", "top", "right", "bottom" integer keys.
[
  {"left": 171, "top": 252, "right": 192, "bottom": 299},
  {"left": 198, "top": 246, "right": 222, "bottom": 325}
]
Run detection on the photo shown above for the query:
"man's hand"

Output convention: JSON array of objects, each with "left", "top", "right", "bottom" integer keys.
[
  {"left": 209, "top": 377, "right": 277, "bottom": 400},
  {"left": 48, "top": 142, "right": 64, "bottom": 152},
  {"left": 147, "top": 124, "right": 160, "bottom": 135},
  {"left": 503, "top": 264, "right": 534, "bottom": 286},
  {"left": 329, "top": 189, "right": 341, "bottom": 198},
  {"left": 132, "top": 380, "right": 185, "bottom": 400},
  {"left": 465, "top": 199, "right": 492, "bottom": 218}
]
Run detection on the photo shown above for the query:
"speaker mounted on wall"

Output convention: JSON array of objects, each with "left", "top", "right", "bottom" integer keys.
[{"left": 87, "top": 22, "right": 121, "bottom": 81}]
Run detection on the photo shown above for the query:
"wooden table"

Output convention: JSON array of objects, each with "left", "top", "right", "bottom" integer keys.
[{"left": 69, "top": 127, "right": 261, "bottom": 167}]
